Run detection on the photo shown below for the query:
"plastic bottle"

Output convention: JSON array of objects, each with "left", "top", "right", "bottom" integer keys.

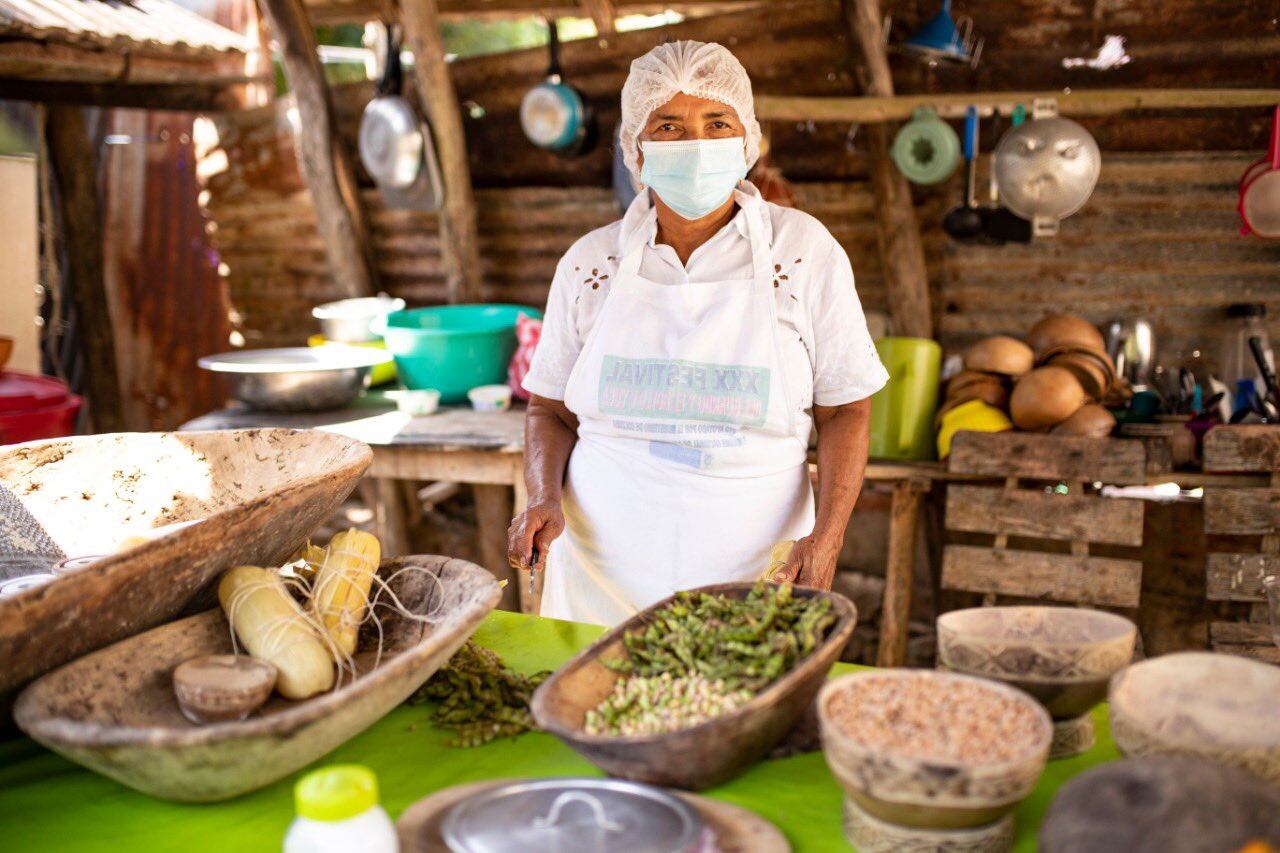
[
  {"left": 1220, "top": 303, "right": 1275, "bottom": 414},
  {"left": 283, "top": 765, "right": 398, "bottom": 853}
]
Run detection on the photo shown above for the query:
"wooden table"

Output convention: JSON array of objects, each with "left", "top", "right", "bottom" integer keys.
[{"left": 183, "top": 402, "right": 946, "bottom": 653}]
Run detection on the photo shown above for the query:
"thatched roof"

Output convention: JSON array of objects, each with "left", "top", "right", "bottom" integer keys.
[{"left": 0, "top": 0, "right": 265, "bottom": 109}]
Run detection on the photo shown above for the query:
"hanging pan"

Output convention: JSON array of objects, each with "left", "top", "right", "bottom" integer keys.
[
  {"left": 358, "top": 24, "right": 444, "bottom": 211},
  {"left": 1240, "top": 106, "right": 1280, "bottom": 239},
  {"left": 519, "top": 19, "right": 598, "bottom": 157},
  {"left": 359, "top": 24, "right": 421, "bottom": 190},
  {"left": 993, "top": 100, "right": 1100, "bottom": 237}
]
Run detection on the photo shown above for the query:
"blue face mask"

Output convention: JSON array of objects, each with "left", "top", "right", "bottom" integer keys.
[{"left": 639, "top": 138, "right": 748, "bottom": 220}]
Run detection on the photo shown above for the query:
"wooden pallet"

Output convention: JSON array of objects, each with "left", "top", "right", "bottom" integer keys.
[
  {"left": 942, "top": 432, "right": 1146, "bottom": 609},
  {"left": 1202, "top": 425, "right": 1280, "bottom": 664}
]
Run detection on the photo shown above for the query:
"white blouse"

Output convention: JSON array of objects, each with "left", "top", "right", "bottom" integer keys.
[{"left": 523, "top": 182, "right": 888, "bottom": 444}]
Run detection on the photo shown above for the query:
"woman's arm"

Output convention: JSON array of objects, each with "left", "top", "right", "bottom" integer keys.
[
  {"left": 774, "top": 397, "right": 872, "bottom": 589},
  {"left": 507, "top": 394, "right": 580, "bottom": 571}
]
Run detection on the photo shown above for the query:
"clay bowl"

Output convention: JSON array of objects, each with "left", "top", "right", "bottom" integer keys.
[
  {"left": 530, "top": 583, "right": 857, "bottom": 791},
  {"left": 1109, "top": 652, "right": 1280, "bottom": 786},
  {"left": 818, "top": 669, "right": 1051, "bottom": 830},
  {"left": 0, "top": 429, "right": 371, "bottom": 711},
  {"left": 1040, "top": 756, "right": 1280, "bottom": 853},
  {"left": 14, "top": 556, "right": 500, "bottom": 802},
  {"left": 937, "top": 607, "right": 1137, "bottom": 758}
]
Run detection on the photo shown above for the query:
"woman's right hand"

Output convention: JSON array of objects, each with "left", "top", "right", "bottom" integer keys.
[{"left": 507, "top": 501, "right": 565, "bottom": 571}]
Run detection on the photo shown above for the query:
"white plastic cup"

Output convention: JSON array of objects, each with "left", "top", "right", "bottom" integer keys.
[
  {"left": 396, "top": 389, "right": 440, "bottom": 416},
  {"left": 468, "top": 384, "right": 512, "bottom": 412}
]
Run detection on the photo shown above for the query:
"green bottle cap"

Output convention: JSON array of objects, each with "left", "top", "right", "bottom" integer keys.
[{"left": 294, "top": 765, "right": 379, "bottom": 822}]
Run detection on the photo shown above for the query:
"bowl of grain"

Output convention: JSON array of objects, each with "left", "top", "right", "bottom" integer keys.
[
  {"left": 937, "top": 606, "right": 1137, "bottom": 758},
  {"left": 818, "top": 670, "right": 1052, "bottom": 830},
  {"left": 1109, "top": 652, "right": 1280, "bottom": 786}
]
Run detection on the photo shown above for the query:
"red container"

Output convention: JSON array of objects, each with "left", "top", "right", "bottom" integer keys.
[{"left": 0, "top": 370, "right": 82, "bottom": 445}]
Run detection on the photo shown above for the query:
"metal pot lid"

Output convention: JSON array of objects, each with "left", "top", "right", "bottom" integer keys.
[
  {"left": 0, "top": 370, "right": 72, "bottom": 412},
  {"left": 993, "top": 115, "right": 1101, "bottom": 222},
  {"left": 359, "top": 96, "right": 423, "bottom": 189},
  {"left": 197, "top": 347, "right": 392, "bottom": 374},
  {"left": 440, "top": 778, "right": 703, "bottom": 853},
  {"left": 312, "top": 295, "right": 406, "bottom": 320}
]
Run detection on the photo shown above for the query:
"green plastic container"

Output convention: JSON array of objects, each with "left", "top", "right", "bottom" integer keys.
[
  {"left": 868, "top": 337, "right": 941, "bottom": 461},
  {"left": 373, "top": 304, "right": 541, "bottom": 403}
]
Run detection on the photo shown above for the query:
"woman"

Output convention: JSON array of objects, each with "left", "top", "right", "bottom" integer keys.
[{"left": 508, "top": 41, "right": 887, "bottom": 625}]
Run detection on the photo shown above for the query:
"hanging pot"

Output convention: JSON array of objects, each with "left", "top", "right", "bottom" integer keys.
[
  {"left": 891, "top": 106, "right": 961, "bottom": 185},
  {"left": 1240, "top": 106, "right": 1280, "bottom": 238},
  {"left": 359, "top": 25, "right": 422, "bottom": 190},
  {"left": 993, "top": 101, "right": 1101, "bottom": 237},
  {"left": 520, "top": 20, "right": 597, "bottom": 157}
]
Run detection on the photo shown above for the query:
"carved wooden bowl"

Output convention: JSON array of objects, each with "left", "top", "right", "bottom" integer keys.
[
  {"left": 0, "top": 428, "right": 372, "bottom": 711},
  {"left": 1109, "top": 652, "right": 1280, "bottom": 786},
  {"left": 818, "top": 670, "right": 1051, "bottom": 831},
  {"left": 14, "top": 556, "right": 500, "bottom": 802},
  {"left": 937, "top": 606, "right": 1137, "bottom": 758},
  {"left": 530, "top": 583, "right": 857, "bottom": 791}
]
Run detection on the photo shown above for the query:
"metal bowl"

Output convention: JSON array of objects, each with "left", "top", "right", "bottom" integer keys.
[
  {"left": 198, "top": 347, "right": 393, "bottom": 412},
  {"left": 312, "top": 295, "right": 406, "bottom": 343}
]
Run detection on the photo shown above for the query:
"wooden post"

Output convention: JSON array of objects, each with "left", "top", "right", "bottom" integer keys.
[
  {"left": 43, "top": 105, "right": 126, "bottom": 433},
  {"left": 257, "top": 0, "right": 377, "bottom": 299},
  {"left": 474, "top": 483, "right": 520, "bottom": 611},
  {"left": 841, "top": 0, "right": 933, "bottom": 340},
  {"left": 877, "top": 478, "right": 927, "bottom": 667},
  {"left": 400, "top": 0, "right": 483, "bottom": 304},
  {"left": 580, "top": 0, "right": 617, "bottom": 35}
]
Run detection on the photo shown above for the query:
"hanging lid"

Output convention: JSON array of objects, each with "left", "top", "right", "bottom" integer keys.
[
  {"left": 0, "top": 370, "right": 72, "bottom": 414},
  {"left": 440, "top": 778, "right": 703, "bottom": 853}
]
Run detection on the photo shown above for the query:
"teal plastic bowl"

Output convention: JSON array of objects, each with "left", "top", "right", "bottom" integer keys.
[{"left": 373, "top": 304, "right": 541, "bottom": 403}]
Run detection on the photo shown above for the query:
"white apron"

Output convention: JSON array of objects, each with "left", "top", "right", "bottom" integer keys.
[{"left": 540, "top": 190, "right": 815, "bottom": 625}]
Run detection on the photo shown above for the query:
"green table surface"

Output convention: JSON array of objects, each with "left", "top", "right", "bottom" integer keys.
[{"left": 0, "top": 611, "right": 1119, "bottom": 851}]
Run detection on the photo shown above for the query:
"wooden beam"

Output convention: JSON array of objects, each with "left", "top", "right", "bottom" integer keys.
[
  {"left": 0, "top": 39, "right": 251, "bottom": 86},
  {"left": 942, "top": 545, "right": 1143, "bottom": 608},
  {"left": 755, "top": 88, "right": 1280, "bottom": 125},
  {"left": 580, "top": 0, "right": 616, "bottom": 34},
  {"left": 257, "top": 0, "right": 378, "bottom": 299},
  {"left": 840, "top": 0, "right": 932, "bottom": 339},
  {"left": 401, "top": 0, "right": 483, "bottom": 304},
  {"left": 0, "top": 79, "right": 255, "bottom": 112},
  {"left": 42, "top": 105, "right": 126, "bottom": 433}
]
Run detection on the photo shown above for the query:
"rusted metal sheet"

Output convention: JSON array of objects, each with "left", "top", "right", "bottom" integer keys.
[{"left": 103, "top": 109, "right": 232, "bottom": 430}]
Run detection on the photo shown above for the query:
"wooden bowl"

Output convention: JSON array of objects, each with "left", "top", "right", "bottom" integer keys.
[
  {"left": 1109, "top": 652, "right": 1280, "bottom": 786},
  {"left": 0, "top": 429, "right": 371, "bottom": 711},
  {"left": 13, "top": 556, "right": 500, "bottom": 802},
  {"left": 937, "top": 607, "right": 1136, "bottom": 757},
  {"left": 818, "top": 670, "right": 1051, "bottom": 830},
  {"left": 530, "top": 583, "right": 857, "bottom": 791}
]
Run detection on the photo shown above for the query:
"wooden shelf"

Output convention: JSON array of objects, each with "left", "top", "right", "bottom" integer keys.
[{"left": 755, "top": 88, "right": 1280, "bottom": 124}]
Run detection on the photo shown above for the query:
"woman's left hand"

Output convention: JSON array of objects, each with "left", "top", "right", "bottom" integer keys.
[{"left": 773, "top": 532, "right": 841, "bottom": 589}]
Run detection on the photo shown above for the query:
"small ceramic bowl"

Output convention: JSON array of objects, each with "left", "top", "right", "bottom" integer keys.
[
  {"left": 468, "top": 384, "right": 512, "bottom": 412},
  {"left": 172, "top": 655, "right": 277, "bottom": 724},
  {"left": 937, "top": 606, "right": 1137, "bottom": 758},
  {"left": 1109, "top": 651, "right": 1280, "bottom": 785},
  {"left": 397, "top": 389, "right": 440, "bottom": 416},
  {"left": 818, "top": 670, "right": 1051, "bottom": 830}
]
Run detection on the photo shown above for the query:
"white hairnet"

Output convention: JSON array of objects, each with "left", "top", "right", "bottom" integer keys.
[{"left": 619, "top": 40, "right": 762, "bottom": 179}]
